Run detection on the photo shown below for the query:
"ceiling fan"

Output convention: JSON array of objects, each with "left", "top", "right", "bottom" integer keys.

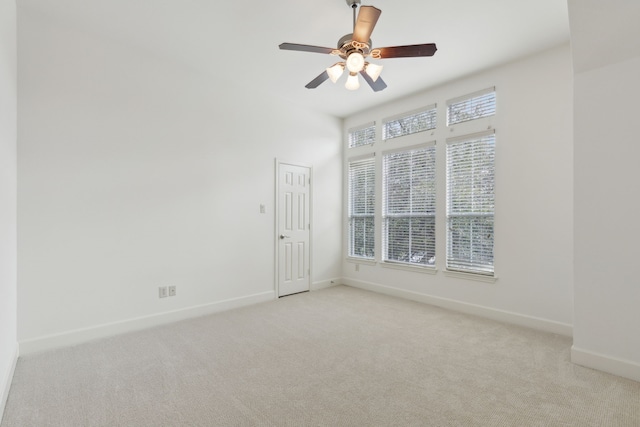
[{"left": 279, "top": 0, "right": 437, "bottom": 92}]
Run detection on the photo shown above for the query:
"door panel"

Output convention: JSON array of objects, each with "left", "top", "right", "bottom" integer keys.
[{"left": 278, "top": 163, "right": 311, "bottom": 297}]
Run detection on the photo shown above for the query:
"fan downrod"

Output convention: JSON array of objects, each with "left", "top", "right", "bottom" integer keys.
[{"left": 346, "top": 0, "right": 360, "bottom": 30}]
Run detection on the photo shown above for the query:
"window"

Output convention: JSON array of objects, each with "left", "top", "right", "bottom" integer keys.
[
  {"left": 383, "top": 145, "right": 436, "bottom": 266},
  {"left": 348, "top": 122, "right": 376, "bottom": 148},
  {"left": 345, "top": 86, "right": 497, "bottom": 278},
  {"left": 447, "top": 88, "right": 496, "bottom": 126},
  {"left": 383, "top": 106, "right": 437, "bottom": 140},
  {"left": 446, "top": 131, "right": 495, "bottom": 275},
  {"left": 348, "top": 157, "right": 375, "bottom": 259}
]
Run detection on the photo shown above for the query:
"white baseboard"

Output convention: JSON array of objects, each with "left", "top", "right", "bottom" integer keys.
[
  {"left": 19, "top": 291, "right": 275, "bottom": 355},
  {"left": 342, "top": 278, "right": 573, "bottom": 337},
  {"left": 311, "top": 278, "right": 340, "bottom": 291},
  {"left": 1, "top": 344, "right": 18, "bottom": 423},
  {"left": 571, "top": 346, "right": 640, "bottom": 383}
]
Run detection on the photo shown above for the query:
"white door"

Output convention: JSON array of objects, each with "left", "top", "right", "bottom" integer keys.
[{"left": 277, "top": 163, "right": 311, "bottom": 297}]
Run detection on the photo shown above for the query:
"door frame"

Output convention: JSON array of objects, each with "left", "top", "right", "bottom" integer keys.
[{"left": 274, "top": 159, "right": 313, "bottom": 297}]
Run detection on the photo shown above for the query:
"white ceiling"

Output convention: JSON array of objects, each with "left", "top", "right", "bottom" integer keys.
[
  {"left": 568, "top": 0, "right": 640, "bottom": 74},
  {"left": 18, "top": 0, "right": 570, "bottom": 118}
]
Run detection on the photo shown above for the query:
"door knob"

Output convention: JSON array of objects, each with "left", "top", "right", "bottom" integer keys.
[{"left": 280, "top": 234, "right": 290, "bottom": 239}]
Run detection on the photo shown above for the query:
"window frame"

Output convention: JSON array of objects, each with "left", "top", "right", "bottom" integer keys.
[
  {"left": 382, "top": 105, "right": 437, "bottom": 141},
  {"left": 347, "top": 154, "right": 376, "bottom": 260},
  {"left": 446, "top": 87, "right": 496, "bottom": 126},
  {"left": 381, "top": 142, "right": 437, "bottom": 269},
  {"left": 445, "top": 130, "right": 496, "bottom": 276},
  {"left": 348, "top": 121, "right": 376, "bottom": 148}
]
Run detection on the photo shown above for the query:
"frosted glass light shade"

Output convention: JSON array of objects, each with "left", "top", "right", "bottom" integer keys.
[
  {"left": 345, "top": 73, "right": 360, "bottom": 90},
  {"left": 327, "top": 63, "right": 345, "bottom": 83},
  {"left": 346, "top": 52, "right": 365, "bottom": 73},
  {"left": 365, "top": 63, "right": 383, "bottom": 82}
]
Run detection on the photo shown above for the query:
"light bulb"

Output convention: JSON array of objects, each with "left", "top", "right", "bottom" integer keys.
[
  {"left": 346, "top": 52, "right": 365, "bottom": 73},
  {"left": 345, "top": 72, "right": 360, "bottom": 90},
  {"left": 365, "top": 63, "right": 383, "bottom": 82},
  {"left": 326, "top": 63, "right": 345, "bottom": 83}
]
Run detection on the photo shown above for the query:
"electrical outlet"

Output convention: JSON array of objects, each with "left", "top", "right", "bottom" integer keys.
[
  {"left": 168, "top": 286, "right": 176, "bottom": 297},
  {"left": 355, "top": 264, "right": 360, "bottom": 272},
  {"left": 159, "top": 286, "right": 168, "bottom": 298}
]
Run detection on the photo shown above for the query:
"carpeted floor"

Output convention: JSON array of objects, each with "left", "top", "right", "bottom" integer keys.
[{"left": 2, "top": 285, "right": 639, "bottom": 426}]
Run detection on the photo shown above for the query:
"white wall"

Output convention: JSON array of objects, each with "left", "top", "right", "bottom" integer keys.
[
  {"left": 570, "top": 0, "right": 640, "bottom": 382},
  {"left": 0, "top": 0, "right": 18, "bottom": 417},
  {"left": 17, "top": 9, "right": 343, "bottom": 352},
  {"left": 342, "top": 45, "right": 574, "bottom": 334}
]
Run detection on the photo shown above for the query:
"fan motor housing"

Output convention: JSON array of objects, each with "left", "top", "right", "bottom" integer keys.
[{"left": 337, "top": 33, "right": 371, "bottom": 58}]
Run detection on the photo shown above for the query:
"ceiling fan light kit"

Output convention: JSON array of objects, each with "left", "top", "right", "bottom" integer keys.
[
  {"left": 346, "top": 51, "right": 365, "bottom": 73},
  {"left": 364, "top": 62, "right": 383, "bottom": 82},
  {"left": 345, "top": 72, "right": 361, "bottom": 91},
  {"left": 279, "top": 0, "right": 437, "bottom": 92},
  {"left": 327, "top": 63, "right": 345, "bottom": 83}
]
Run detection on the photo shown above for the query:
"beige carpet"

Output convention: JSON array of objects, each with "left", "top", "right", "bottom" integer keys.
[{"left": 2, "top": 285, "right": 639, "bottom": 426}]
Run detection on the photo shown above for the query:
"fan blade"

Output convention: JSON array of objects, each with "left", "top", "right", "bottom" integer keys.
[
  {"left": 353, "top": 6, "right": 381, "bottom": 43},
  {"left": 305, "top": 70, "right": 330, "bottom": 89},
  {"left": 279, "top": 43, "right": 334, "bottom": 54},
  {"left": 374, "top": 43, "right": 437, "bottom": 58},
  {"left": 360, "top": 70, "right": 387, "bottom": 92}
]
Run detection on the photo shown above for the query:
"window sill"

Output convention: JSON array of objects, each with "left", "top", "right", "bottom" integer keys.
[
  {"left": 381, "top": 261, "right": 437, "bottom": 274},
  {"left": 443, "top": 269, "right": 497, "bottom": 283},
  {"left": 345, "top": 257, "right": 377, "bottom": 266}
]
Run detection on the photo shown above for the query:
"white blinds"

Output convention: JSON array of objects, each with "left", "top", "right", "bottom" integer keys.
[
  {"left": 383, "top": 146, "right": 436, "bottom": 266},
  {"left": 349, "top": 157, "right": 375, "bottom": 258},
  {"left": 383, "top": 107, "right": 437, "bottom": 140},
  {"left": 446, "top": 132, "right": 495, "bottom": 274},
  {"left": 447, "top": 88, "right": 496, "bottom": 126},
  {"left": 348, "top": 123, "right": 376, "bottom": 148}
]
